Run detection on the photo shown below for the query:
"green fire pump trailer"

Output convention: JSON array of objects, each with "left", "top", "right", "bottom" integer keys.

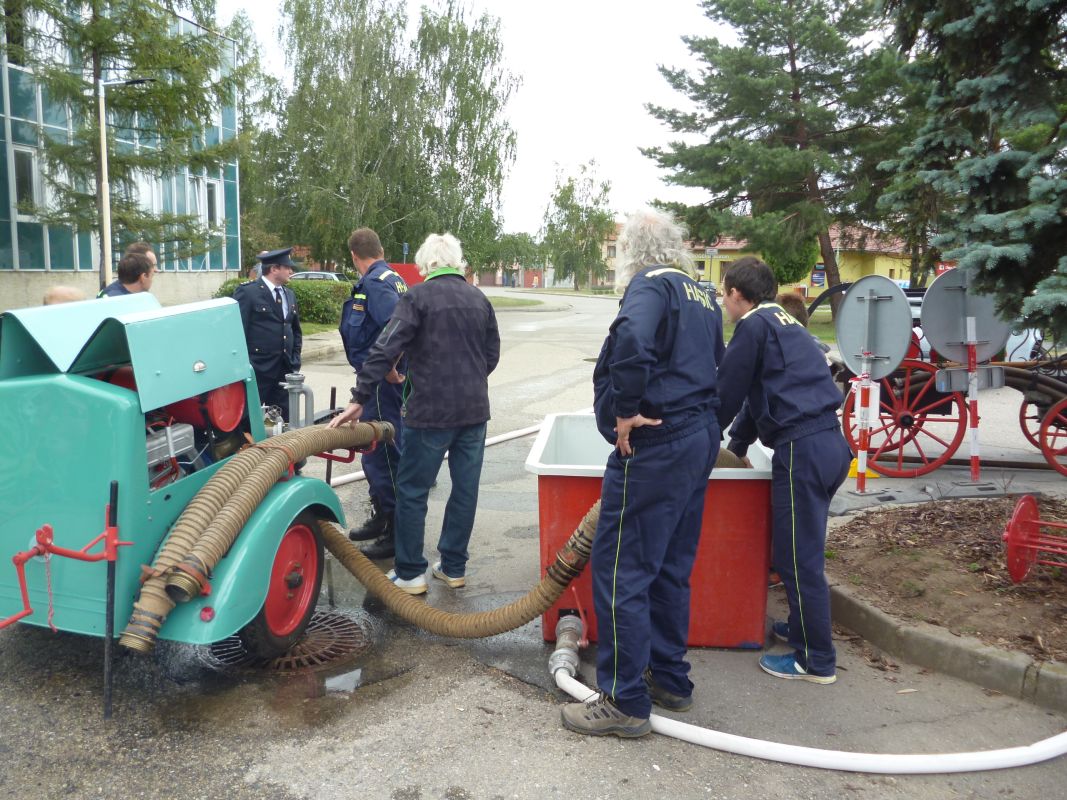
[{"left": 0, "top": 294, "right": 349, "bottom": 714}]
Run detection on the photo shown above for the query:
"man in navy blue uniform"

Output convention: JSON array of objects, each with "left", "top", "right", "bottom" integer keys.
[
  {"left": 561, "top": 209, "right": 724, "bottom": 738},
  {"left": 233, "top": 247, "right": 302, "bottom": 420},
  {"left": 716, "top": 257, "right": 851, "bottom": 684},
  {"left": 340, "top": 228, "right": 408, "bottom": 559}
]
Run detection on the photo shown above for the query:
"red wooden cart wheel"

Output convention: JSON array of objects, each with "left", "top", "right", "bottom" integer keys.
[
  {"left": 1038, "top": 396, "right": 1067, "bottom": 477},
  {"left": 842, "top": 359, "right": 967, "bottom": 478},
  {"left": 1002, "top": 495, "right": 1039, "bottom": 584},
  {"left": 1019, "top": 397, "right": 1045, "bottom": 450},
  {"left": 239, "top": 511, "right": 324, "bottom": 659}
]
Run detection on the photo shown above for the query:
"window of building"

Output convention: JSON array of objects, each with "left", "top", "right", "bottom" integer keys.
[
  {"left": 4, "top": 0, "right": 26, "bottom": 66},
  {"left": 13, "top": 146, "right": 39, "bottom": 213},
  {"left": 206, "top": 180, "right": 219, "bottom": 226},
  {"left": 889, "top": 268, "right": 896, "bottom": 279},
  {"left": 607, "top": 244, "right": 616, "bottom": 258}
]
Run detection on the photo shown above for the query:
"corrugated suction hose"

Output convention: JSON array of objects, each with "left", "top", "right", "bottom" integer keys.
[
  {"left": 119, "top": 423, "right": 747, "bottom": 652},
  {"left": 318, "top": 500, "right": 599, "bottom": 638},
  {"left": 119, "top": 422, "right": 392, "bottom": 653}
]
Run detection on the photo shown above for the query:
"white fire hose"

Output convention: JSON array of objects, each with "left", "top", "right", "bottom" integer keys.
[{"left": 549, "top": 616, "right": 1067, "bottom": 774}]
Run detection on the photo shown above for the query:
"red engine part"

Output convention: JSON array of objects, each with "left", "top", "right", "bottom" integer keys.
[
  {"left": 165, "top": 381, "right": 246, "bottom": 433},
  {"left": 108, "top": 367, "right": 245, "bottom": 432},
  {"left": 1002, "top": 494, "right": 1067, "bottom": 583}
]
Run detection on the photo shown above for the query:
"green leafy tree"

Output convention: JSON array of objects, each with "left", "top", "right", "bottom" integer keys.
[
  {"left": 3, "top": 0, "right": 246, "bottom": 288},
  {"left": 541, "top": 163, "right": 615, "bottom": 291},
  {"left": 257, "top": 0, "right": 516, "bottom": 269},
  {"left": 484, "top": 231, "right": 541, "bottom": 282},
  {"left": 883, "top": 0, "right": 1067, "bottom": 336},
  {"left": 645, "top": 0, "right": 901, "bottom": 308}
]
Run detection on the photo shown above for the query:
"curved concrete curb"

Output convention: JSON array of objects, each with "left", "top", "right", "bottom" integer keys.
[{"left": 830, "top": 582, "right": 1067, "bottom": 713}]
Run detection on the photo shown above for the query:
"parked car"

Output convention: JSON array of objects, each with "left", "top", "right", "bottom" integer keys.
[{"left": 290, "top": 271, "right": 346, "bottom": 282}]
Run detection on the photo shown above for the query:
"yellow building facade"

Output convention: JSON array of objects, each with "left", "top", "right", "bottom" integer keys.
[{"left": 604, "top": 224, "right": 910, "bottom": 297}]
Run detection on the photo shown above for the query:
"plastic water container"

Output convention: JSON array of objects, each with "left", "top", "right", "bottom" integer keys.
[{"left": 525, "top": 413, "right": 772, "bottom": 648}]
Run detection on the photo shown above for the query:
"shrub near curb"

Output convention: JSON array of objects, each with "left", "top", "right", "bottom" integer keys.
[{"left": 214, "top": 278, "right": 351, "bottom": 325}]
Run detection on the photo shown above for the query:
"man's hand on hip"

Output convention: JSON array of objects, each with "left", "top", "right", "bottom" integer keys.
[{"left": 614, "top": 414, "right": 662, "bottom": 456}]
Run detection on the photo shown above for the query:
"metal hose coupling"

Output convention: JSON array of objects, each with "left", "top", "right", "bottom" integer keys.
[
  {"left": 548, "top": 614, "right": 584, "bottom": 677},
  {"left": 545, "top": 501, "right": 598, "bottom": 588}
]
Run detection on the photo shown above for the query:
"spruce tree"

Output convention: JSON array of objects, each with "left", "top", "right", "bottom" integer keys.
[
  {"left": 645, "top": 0, "right": 900, "bottom": 303},
  {"left": 884, "top": 0, "right": 1067, "bottom": 335}
]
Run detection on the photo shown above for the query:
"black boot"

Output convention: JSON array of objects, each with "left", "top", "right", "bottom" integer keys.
[
  {"left": 360, "top": 517, "right": 395, "bottom": 560},
  {"left": 349, "top": 497, "right": 388, "bottom": 542}
]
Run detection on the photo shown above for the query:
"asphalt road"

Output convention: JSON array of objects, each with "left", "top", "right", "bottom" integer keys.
[{"left": 2, "top": 289, "right": 1065, "bottom": 799}]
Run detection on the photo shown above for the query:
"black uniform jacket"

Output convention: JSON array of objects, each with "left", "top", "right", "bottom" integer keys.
[{"left": 233, "top": 279, "right": 302, "bottom": 377}]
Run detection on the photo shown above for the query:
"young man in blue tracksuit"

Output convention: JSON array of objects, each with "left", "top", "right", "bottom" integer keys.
[
  {"left": 561, "top": 209, "right": 724, "bottom": 738},
  {"left": 340, "top": 228, "right": 408, "bottom": 559},
  {"left": 717, "top": 257, "right": 851, "bottom": 684}
]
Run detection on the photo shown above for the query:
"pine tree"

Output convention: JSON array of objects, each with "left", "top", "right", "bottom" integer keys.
[
  {"left": 645, "top": 0, "right": 901, "bottom": 305},
  {"left": 3, "top": 1, "right": 246, "bottom": 287},
  {"left": 884, "top": 0, "right": 1067, "bottom": 335}
]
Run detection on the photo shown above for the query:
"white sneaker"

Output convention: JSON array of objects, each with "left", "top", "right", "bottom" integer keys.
[
  {"left": 385, "top": 568, "right": 427, "bottom": 595},
  {"left": 431, "top": 561, "right": 466, "bottom": 588}
]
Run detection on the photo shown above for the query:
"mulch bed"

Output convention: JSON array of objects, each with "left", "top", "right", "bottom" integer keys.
[{"left": 825, "top": 496, "right": 1067, "bottom": 663}]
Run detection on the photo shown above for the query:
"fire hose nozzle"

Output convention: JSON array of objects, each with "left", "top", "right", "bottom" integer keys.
[{"left": 548, "top": 614, "right": 584, "bottom": 677}]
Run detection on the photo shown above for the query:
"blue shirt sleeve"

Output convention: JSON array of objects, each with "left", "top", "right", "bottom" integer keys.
[
  {"left": 716, "top": 316, "right": 762, "bottom": 431},
  {"left": 609, "top": 280, "right": 667, "bottom": 418}
]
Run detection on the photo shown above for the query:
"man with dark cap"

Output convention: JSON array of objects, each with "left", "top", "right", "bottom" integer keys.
[
  {"left": 339, "top": 227, "right": 409, "bottom": 559},
  {"left": 234, "top": 247, "right": 302, "bottom": 419}
]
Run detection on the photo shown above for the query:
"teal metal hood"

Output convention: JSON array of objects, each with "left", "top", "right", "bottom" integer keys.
[
  {"left": 69, "top": 298, "right": 251, "bottom": 412},
  {"left": 0, "top": 294, "right": 161, "bottom": 378}
]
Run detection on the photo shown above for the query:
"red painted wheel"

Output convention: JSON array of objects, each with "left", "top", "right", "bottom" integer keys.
[
  {"left": 1038, "top": 396, "right": 1067, "bottom": 477},
  {"left": 239, "top": 512, "right": 324, "bottom": 659},
  {"left": 1019, "top": 396, "right": 1046, "bottom": 450},
  {"left": 1003, "top": 495, "right": 1039, "bottom": 584},
  {"left": 842, "top": 359, "right": 967, "bottom": 478}
]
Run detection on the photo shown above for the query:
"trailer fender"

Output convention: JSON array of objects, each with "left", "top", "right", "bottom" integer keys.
[{"left": 159, "top": 476, "right": 344, "bottom": 645}]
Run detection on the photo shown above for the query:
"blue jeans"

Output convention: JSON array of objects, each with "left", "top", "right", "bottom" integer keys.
[
  {"left": 393, "top": 423, "right": 487, "bottom": 580},
  {"left": 359, "top": 380, "right": 403, "bottom": 515}
]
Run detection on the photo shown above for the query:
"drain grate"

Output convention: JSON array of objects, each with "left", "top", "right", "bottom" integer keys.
[{"left": 204, "top": 609, "right": 373, "bottom": 674}]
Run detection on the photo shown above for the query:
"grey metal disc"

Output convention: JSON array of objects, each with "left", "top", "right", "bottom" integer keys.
[
  {"left": 835, "top": 275, "right": 913, "bottom": 379},
  {"left": 920, "top": 269, "right": 1011, "bottom": 363}
]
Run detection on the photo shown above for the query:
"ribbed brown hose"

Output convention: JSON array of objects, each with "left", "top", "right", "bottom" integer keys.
[
  {"left": 319, "top": 502, "right": 600, "bottom": 638},
  {"left": 119, "top": 422, "right": 392, "bottom": 653},
  {"left": 316, "top": 450, "right": 746, "bottom": 637}
]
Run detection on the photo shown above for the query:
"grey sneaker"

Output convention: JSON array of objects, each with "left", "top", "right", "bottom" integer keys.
[
  {"left": 560, "top": 693, "right": 651, "bottom": 738},
  {"left": 643, "top": 669, "right": 693, "bottom": 712}
]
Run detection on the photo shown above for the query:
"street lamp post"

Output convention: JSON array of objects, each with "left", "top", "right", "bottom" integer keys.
[{"left": 97, "top": 77, "right": 153, "bottom": 289}]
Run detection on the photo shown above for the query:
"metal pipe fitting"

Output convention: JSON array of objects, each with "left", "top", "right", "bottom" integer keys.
[
  {"left": 548, "top": 614, "right": 583, "bottom": 677},
  {"left": 284, "top": 373, "right": 315, "bottom": 429}
]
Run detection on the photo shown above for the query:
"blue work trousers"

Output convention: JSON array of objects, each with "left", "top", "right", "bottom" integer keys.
[
  {"left": 591, "top": 422, "right": 719, "bottom": 719},
  {"left": 360, "top": 381, "right": 404, "bottom": 515},
  {"left": 772, "top": 427, "right": 851, "bottom": 677},
  {"left": 393, "top": 423, "right": 487, "bottom": 580}
]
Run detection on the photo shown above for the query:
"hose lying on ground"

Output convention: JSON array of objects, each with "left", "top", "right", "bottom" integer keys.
[
  {"left": 317, "top": 501, "right": 598, "bottom": 638},
  {"left": 549, "top": 618, "right": 1067, "bottom": 774}
]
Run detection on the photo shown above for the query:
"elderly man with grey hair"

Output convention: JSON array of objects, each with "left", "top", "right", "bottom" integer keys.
[
  {"left": 560, "top": 207, "right": 726, "bottom": 738},
  {"left": 329, "top": 233, "right": 500, "bottom": 595}
]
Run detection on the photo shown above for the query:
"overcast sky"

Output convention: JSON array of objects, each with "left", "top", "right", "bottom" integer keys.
[{"left": 216, "top": 0, "right": 729, "bottom": 235}]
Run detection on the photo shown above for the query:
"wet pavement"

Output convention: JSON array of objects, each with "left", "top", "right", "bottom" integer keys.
[{"left": 2, "top": 291, "right": 1066, "bottom": 799}]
